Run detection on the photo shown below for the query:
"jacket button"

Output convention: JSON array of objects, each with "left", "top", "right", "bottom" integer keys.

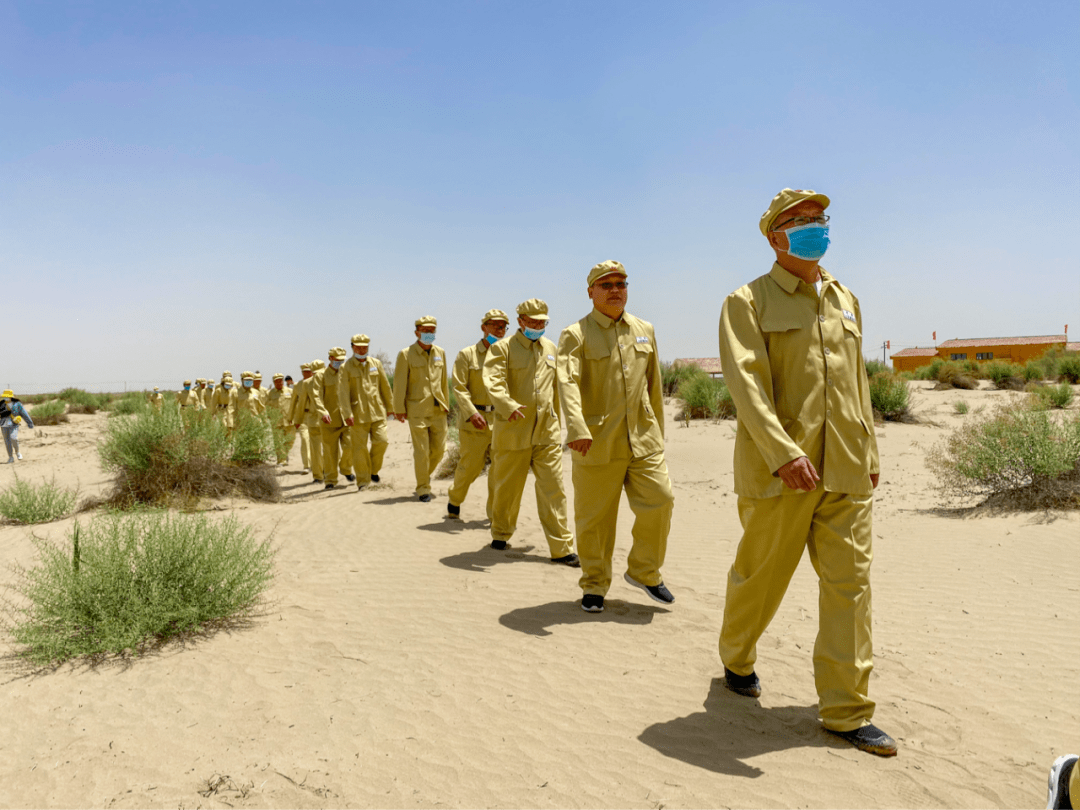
[
  {"left": 824, "top": 347, "right": 831, "bottom": 355},
  {"left": 819, "top": 315, "right": 826, "bottom": 322}
]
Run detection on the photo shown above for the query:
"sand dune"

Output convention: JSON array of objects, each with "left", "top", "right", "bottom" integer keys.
[{"left": 0, "top": 381, "right": 1076, "bottom": 808}]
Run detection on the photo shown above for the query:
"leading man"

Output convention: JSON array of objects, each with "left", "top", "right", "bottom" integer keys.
[{"left": 717, "top": 188, "right": 894, "bottom": 756}]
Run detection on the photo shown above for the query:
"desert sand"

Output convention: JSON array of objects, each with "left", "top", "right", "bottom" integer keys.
[{"left": 0, "top": 381, "right": 1077, "bottom": 809}]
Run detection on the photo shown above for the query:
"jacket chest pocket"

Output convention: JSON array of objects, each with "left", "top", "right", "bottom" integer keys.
[
  {"left": 584, "top": 339, "right": 611, "bottom": 361},
  {"left": 840, "top": 314, "right": 861, "bottom": 340}
]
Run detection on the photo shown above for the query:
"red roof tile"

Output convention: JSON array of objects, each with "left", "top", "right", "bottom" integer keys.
[
  {"left": 890, "top": 347, "right": 938, "bottom": 358},
  {"left": 1068, "top": 342, "right": 1080, "bottom": 353},
  {"left": 936, "top": 335, "right": 1067, "bottom": 349}
]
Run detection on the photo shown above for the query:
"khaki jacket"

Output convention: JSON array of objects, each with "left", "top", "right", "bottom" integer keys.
[
  {"left": 338, "top": 356, "right": 393, "bottom": 423},
  {"left": 237, "top": 386, "right": 264, "bottom": 416},
  {"left": 452, "top": 339, "right": 497, "bottom": 434},
  {"left": 393, "top": 343, "right": 449, "bottom": 419},
  {"left": 211, "top": 385, "right": 237, "bottom": 424},
  {"left": 176, "top": 389, "right": 202, "bottom": 409},
  {"left": 312, "top": 366, "right": 347, "bottom": 426},
  {"left": 557, "top": 309, "right": 665, "bottom": 466},
  {"left": 265, "top": 387, "right": 293, "bottom": 427},
  {"left": 197, "top": 386, "right": 211, "bottom": 409},
  {"left": 288, "top": 377, "right": 318, "bottom": 426},
  {"left": 718, "top": 263, "right": 879, "bottom": 499},
  {"left": 483, "top": 331, "right": 561, "bottom": 451}
]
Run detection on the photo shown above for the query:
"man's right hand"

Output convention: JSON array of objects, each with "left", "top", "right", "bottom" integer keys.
[
  {"left": 394, "top": 413, "right": 406, "bottom": 423},
  {"left": 567, "top": 438, "right": 592, "bottom": 457},
  {"left": 508, "top": 408, "right": 525, "bottom": 422},
  {"left": 777, "top": 456, "right": 820, "bottom": 491},
  {"left": 468, "top": 413, "right": 487, "bottom": 430}
]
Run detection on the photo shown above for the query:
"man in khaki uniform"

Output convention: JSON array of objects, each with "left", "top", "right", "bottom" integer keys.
[
  {"left": 195, "top": 378, "right": 209, "bottom": 409},
  {"left": 252, "top": 372, "right": 267, "bottom": 406},
  {"left": 237, "top": 371, "right": 265, "bottom": 416},
  {"left": 177, "top": 380, "right": 201, "bottom": 409},
  {"left": 558, "top": 260, "right": 674, "bottom": 613},
  {"left": 150, "top": 387, "right": 164, "bottom": 409},
  {"left": 717, "top": 188, "right": 893, "bottom": 757},
  {"left": 484, "top": 300, "right": 578, "bottom": 565},
  {"left": 393, "top": 316, "right": 450, "bottom": 502},
  {"left": 290, "top": 361, "right": 324, "bottom": 482},
  {"left": 313, "top": 347, "right": 354, "bottom": 490},
  {"left": 447, "top": 309, "right": 509, "bottom": 520},
  {"left": 266, "top": 372, "right": 295, "bottom": 465},
  {"left": 212, "top": 374, "right": 237, "bottom": 428},
  {"left": 339, "top": 334, "right": 393, "bottom": 489},
  {"left": 202, "top": 379, "right": 215, "bottom": 410}
]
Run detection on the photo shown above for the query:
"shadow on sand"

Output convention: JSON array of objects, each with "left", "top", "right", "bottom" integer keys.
[
  {"left": 637, "top": 677, "right": 832, "bottom": 778},
  {"left": 499, "top": 599, "right": 670, "bottom": 637},
  {"left": 440, "top": 545, "right": 548, "bottom": 572}
]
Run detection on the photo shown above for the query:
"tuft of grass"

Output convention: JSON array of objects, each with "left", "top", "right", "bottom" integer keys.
[
  {"left": 435, "top": 427, "right": 461, "bottom": 480},
  {"left": 676, "top": 375, "right": 736, "bottom": 421},
  {"left": 983, "top": 360, "right": 1025, "bottom": 390},
  {"left": 864, "top": 359, "right": 889, "bottom": 378},
  {"left": 2, "top": 511, "right": 276, "bottom": 665},
  {"left": 1058, "top": 354, "right": 1080, "bottom": 384},
  {"left": 926, "top": 404, "right": 1080, "bottom": 510},
  {"left": 98, "top": 406, "right": 278, "bottom": 507},
  {"left": 661, "top": 361, "right": 709, "bottom": 397},
  {"left": 1023, "top": 360, "right": 1045, "bottom": 383},
  {"left": 58, "top": 388, "right": 111, "bottom": 415},
  {"left": 953, "top": 400, "right": 970, "bottom": 415},
  {"left": 0, "top": 476, "right": 78, "bottom": 524},
  {"left": 868, "top": 373, "right": 913, "bottom": 421},
  {"left": 1029, "top": 382, "right": 1074, "bottom": 411},
  {"left": 29, "top": 400, "right": 69, "bottom": 426},
  {"left": 106, "top": 392, "right": 148, "bottom": 416}
]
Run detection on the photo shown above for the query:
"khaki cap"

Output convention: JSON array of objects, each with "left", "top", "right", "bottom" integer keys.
[
  {"left": 253, "top": 371, "right": 262, "bottom": 380},
  {"left": 183, "top": 379, "right": 191, "bottom": 385},
  {"left": 299, "top": 362, "right": 312, "bottom": 371},
  {"left": 240, "top": 371, "right": 254, "bottom": 380},
  {"left": 415, "top": 315, "right": 437, "bottom": 328},
  {"left": 329, "top": 347, "right": 347, "bottom": 360},
  {"left": 272, "top": 372, "right": 284, "bottom": 381},
  {"left": 351, "top": 333, "right": 371, "bottom": 346},
  {"left": 196, "top": 378, "right": 206, "bottom": 384},
  {"left": 516, "top": 298, "right": 550, "bottom": 322},
  {"left": 587, "top": 260, "right": 627, "bottom": 286},
  {"left": 760, "top": 188, "right": 830, "bottom": 237},
  {"left": 222, "top": 370, "right": 232, "bottom": 378},
  {"left": 311, "top": 359, "right": 325, "bottom": 370},
  {"left": 482, "top": 308, "right": 510, "bottom": 324}
]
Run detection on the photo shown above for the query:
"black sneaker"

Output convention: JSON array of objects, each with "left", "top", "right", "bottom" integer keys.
[
  {"left": 826, "top": 724, "right": 898, "bottom": 757},
  {"left": 370, "top": 474, "right": 380, "bottom": 483},
  {"left": 723, "top": 667, "right": 762, "bottom": 698},
  {"left": 490, "top": 539, "right": 507, "bottom": 550},
  {"left": 447, "top": 503, "right": 461, "bottom": 517},
  {"left": 1048, "top": 754, "right": 1078, "bottom": 809},
  {"left": 581, "top": 594, "right": 604, "bottom": 613},
  {"left": 345, "top": 474, "right": 356, "bottom": 482},
  {"left": 325, "top": 483, "right": 335, "bottom": 490},
  {"left": 623, "top": 572, "right": 674, "bottom": 604},
  {"left": 551, "top": 553, "right": 580, "bottom": 567},
  {"left": 418, "top": 493, "right": 432, "bottom": 503},
  {"left": 313, "top": 477, "right": 323, "bottom": 484}
]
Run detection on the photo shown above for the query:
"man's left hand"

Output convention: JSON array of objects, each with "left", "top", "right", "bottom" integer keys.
[{"left": 871, "top": 473, "right": 879, "bottom": 490}]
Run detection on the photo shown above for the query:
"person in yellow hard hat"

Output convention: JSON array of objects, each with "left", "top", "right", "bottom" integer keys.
[
  {"left": 176, "top": 380, "right": 201, "bottom": 410},
  {"left": 290, "top": 361, "right": 325, "bottom": 482},
  {"left": 716, "top": 188, "right": 893, "bottom": 757},
  {"left": 1, "top": 389, "right": 35, "bottom": 463},
  {"left": 339, "top": 334, "right": 393, "bottom": 489},
  {"left": 313, "top": 347, "right": 354, "bottom": 490},
  {"left": 558, "top": 260, "right": 675, "bottom": 613},
  {"left": 266, "top": 372, "right": 294, "bottom": 465},
  {"left": 446, "top": 309, "right": 508, "bottom": 520},
  {"left": 484, "top": 299, "right": 578, "bottom": 566},
  {"left": 393, "top": 316, "right": 449, "bottom": 502}
]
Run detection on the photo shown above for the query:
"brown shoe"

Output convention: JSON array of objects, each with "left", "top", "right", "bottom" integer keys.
[{"left": 826, "top": 723, "right": 898, "bottom": 757}]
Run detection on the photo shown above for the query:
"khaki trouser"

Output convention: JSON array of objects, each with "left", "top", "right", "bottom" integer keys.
[
  {"left": 407, "top": 414, "right": 448, "bottom": 496},
  {"left": 296, "top": 422, "right": 311, "bottom": 469},
  {"left": 490, "top": 443, "right": 574, "bottom": 558},
  {"left": 321, "top": 420, "right": 353, "bottom": 485},
  {"left": 349, "top": 418, "right": 389, "bottom": 486},
  {"left": 305, "top": 416, "right": 324, "bottom": 481},
  {"left": 573, "top": 451, "right": 673, "bottom": 596},
  {"left": 719, "top": 488, "right": 875, "bottom": 732},
  {"left": 447, "top": 427, "right": 494, "bottom": 518}
]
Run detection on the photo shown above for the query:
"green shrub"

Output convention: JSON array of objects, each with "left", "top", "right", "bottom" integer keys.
[
  {"left": 98, "top": 406, "right": 278, "bottom": 506},
  {"left": 19, "top": 393, "right": 54, "bottom": 406},
  {"left": 1023, "top": 360, "right": 1045, "bottom": 383},
  {"left": 0, "top": 476, "right": 78, "bottom": 524},
  {"left": 677, "top": 375, "right": 735, "bottom": 420},
  {"left": 661, "top": 361, "right": 709, "bottom": 397},
  {"left": 57, "top": 388, "right": 110, "bottom": 414},
  {"left": 983, "top": 360, "right": 1025, "bottom": 390},
  {"left": 3, "top": 511, "right": 276, "bottom": 664},
  {"left": 954, "top": 400, "right": 970, "bottom": 415},
  {"left": 29, "top": 400, "right": 69, "bottom": 426},
  {"left": 920, "top": 359, "right": 977, "bottom": 389},
  {"left": 914, "top": 360, "right": 940, "bottom": 381},
  {"left": 1058, "top": 354, "right": 1080, "bottom": 384},
  {"left": 107, "top": 392, "right": 148, "bottom": 416},
  {"left": 864, "top": 359, "right": 889, "bottom": 378},
  {"left": 1029, "top": 382, "right": 1074, "bottom": 411},
  {"left": 868, "top": 373, "right": 912, "bottom": 421},
  {"left": 962, "top": 360, "right": 981, "bottom": 376},
  {"left": 926, "top": 404, "right": 1080, "bottom": 509}
]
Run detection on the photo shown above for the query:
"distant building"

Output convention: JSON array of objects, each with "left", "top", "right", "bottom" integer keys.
[
  {"left": 890, "top": 334, "right": 1068, "bottom": 372},
  {"left": 673, "top": 358, "right": 723, "bottom": 379}
]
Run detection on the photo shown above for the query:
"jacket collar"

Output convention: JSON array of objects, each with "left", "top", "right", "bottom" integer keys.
[
  {"left": 589, "top": 308, "right": 624, "bottom": 328},
  {"left": 513, "top": 330, "right": 539, "bottom": 350},
  {"left": 768, "top": 262, "right": 834, "bottom": 294}
]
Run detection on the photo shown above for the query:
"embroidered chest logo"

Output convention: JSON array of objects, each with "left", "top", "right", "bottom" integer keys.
[
  {"left": 635, "top": 336, "right": 650, "bottom": 344},
  {"left": 547, "top": 355, "right": 555, "bottom": 362},
  {"left": 841, "top": 309, "right": 856, "bottom": 323},
  {"left": 433, "top": 357, "right": 443, "bottom": 365}
]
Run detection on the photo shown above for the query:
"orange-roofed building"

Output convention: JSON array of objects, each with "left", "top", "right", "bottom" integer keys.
[
  {"left": 890, "top": 347, "right": 939, "bottom": 373},
  {"left": 890, "top": 334, "right": 1068, "bottom": 372},
  {"left": 674, "top": 358, "right": 724, "bottom": 379}
]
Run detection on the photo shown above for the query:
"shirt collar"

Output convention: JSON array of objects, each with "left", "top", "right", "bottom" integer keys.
[
  {"left": 513, "top": 330, "right": 537, "bottom": 350},
  {"left": 768, "top": 262, "right": 833, "bottom": 294},
  {"left": 476, "top": 338, "right": 491, "bottom": 353},
  {"left": 589, "top": 308, "right": 623, "bottom": 328}
]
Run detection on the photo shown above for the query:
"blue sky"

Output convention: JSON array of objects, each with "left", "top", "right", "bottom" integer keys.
[{"left": 1, "top": 0, "right": 1077, "bottom": 392}]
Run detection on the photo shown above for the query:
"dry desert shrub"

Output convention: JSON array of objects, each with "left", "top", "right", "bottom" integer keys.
[
  {"left": 676, "top": 375, "right": 736, "bottom": 421},
  {"left": 662, "top": 361, "right": 708, "bottom": 397},
  {"left": 926, "top": 403, "right": 1080, "bottom": 510},
  {"left": 28, "top": 400, "right": 69, "bottom": 426},
  {"left": 0, "top": 476, "right": 78, "bottom": 524},
  {"left": 868, "top": 373, "right": 914, "bottom": 422}
]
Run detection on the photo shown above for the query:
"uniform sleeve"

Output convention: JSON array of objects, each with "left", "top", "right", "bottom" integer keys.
[
  {"left": 311, "top": 372, "right": 329, "bottom": 420},
  {"left": 647, "top": 324, "right": 666, "bottom": 442},
  {"left": 438, "top": 349, "right": 450, "bottom": 413},
  {"left": 719, "top": 291, "right": 805, "bottom": 474},
  {"left": 854, "top": 296, "right": 880, "bottom": 475},
  {"left": 338, "top": 365, "right": 354, "bottom": 417},
  {"left": 378, "top": 361, "right": 394, "bottom": 413},
  {"left": 392, "top": 350, "right": 409, "bottom": 415},
  {"left": 557, "top": 327, "right": 589, "bottom": 444},
  {"left": 452, "top": 349, "right": 478, "bottom": 421},
  {"left": 482, "top": 339, "right": 519, "bottom": 419}
]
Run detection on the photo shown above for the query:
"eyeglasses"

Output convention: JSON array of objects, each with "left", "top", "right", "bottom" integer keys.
[
  {"left": 772, "top": 214, "right": 829, "bottom": 231},
  {"left": 596, "top": 281, "right": 628, "bottom": 291}
]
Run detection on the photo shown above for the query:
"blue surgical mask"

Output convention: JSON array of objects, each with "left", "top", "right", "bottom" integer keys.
[
  {"left": 419, "top": 333, "right": 436, "bottom": 346},
  {"left": 243, "top": 379, "right": 254, "bottom": 388},
  {"left": 522, "top": 326, "right": 545, "bottom": 341},
  {"left": 183, "top": 385, "right": 190, "bottom": 390},
  {"left": 223, "top": 383, "right": 232, "bottom": 390},
  {"left": 354, "top": 352, "right": 368, "bottom": 362},
  {"left": 330, "top": 359, "right": 343, "bottom": 370},
  {"left": 485, "top": 334, "right": 498, "bottom": 345},
  {"left": 783, "top": 222, "right": 830, "bottom": 261}
]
